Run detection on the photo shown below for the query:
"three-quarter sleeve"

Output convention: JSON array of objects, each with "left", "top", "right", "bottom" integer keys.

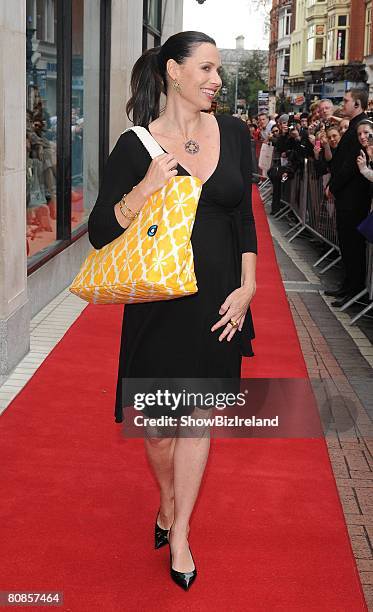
[
  {"left": 88, "top": 131, "right": 141, "bottom": 250},
  {"left": 238, "top": 123, "right": 258, "bottom": 255}
]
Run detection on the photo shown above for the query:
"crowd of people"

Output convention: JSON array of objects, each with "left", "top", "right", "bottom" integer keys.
[{"left": 244, "top": 89, "right": 373, "bottom": 308}]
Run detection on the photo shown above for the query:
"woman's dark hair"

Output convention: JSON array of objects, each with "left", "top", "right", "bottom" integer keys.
[
  {"left": 126, "top": 31, "right": 216, "bottom": 127},
  {"left": 357, "top": 119, "right": 373, "bottom": 130}
]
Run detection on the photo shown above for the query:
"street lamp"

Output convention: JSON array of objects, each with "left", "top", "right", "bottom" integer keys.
[
  {"left": 233, "top": 62, "right": 239, "bottom": 114},
  {"left": 280, "top": 70, "right": 288, "bottom": 112}
]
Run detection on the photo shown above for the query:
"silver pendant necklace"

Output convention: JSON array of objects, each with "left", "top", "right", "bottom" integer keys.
[{"left": 184, "top": 139, "right": 200, "bottom": 155}]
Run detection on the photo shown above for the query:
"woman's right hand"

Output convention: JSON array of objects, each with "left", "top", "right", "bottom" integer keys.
[
  {"left": 114, "top": 153, "right": 179, "bottom": 230},
  {"left": 357, "top": 150, "right": 367, "bottom": 170},
  {"left": 139, "top": 153, "right": 179, "bottom": 198},
  {"left": 320, "top": 131, "right": 328, "bottom": 147}
]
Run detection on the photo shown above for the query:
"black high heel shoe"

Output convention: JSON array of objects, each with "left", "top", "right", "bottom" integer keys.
[
  {"left": 169, "top": 542, "right": 197, "bottom": 591},
  {"left": 154, "top": 512, "right": 170, "bottom": 549}
]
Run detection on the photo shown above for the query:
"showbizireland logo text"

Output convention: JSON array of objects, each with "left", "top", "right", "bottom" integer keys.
[{"left": 133, "top": 414, "right": 279, "bottom": 427}]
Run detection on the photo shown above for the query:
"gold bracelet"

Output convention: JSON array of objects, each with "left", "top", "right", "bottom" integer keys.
[
  {"left": 118, "top": 194, "right": 137, "bottom": 223},
  {"left": 121, "top": 193, "right": 139, "bottom": 219},
  {"left": 119, "top": 199, "right": 135, "bottom": 221}
]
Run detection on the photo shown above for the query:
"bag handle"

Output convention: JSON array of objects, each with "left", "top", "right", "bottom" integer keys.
[{"left": 122, "top": 126, "right": 165, "bottom": 160}]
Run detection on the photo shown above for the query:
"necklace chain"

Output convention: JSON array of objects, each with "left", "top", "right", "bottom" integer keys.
[{"left": 172, "top": 120, "right": 202, "bottom": 155}]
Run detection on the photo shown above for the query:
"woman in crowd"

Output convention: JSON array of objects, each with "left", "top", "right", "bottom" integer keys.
[
  {"left": 356, "top": 119, "right": 373, "bottom": 182},
  {"left": 88, "top": 31, "right": 257, "bottom": 591},
  {"left": 339, "top": 118, "right": 350, "bottom": 136},
  {"left": 356, "top": 120, "right": 373, "bottom": 304},
  {"left": 313, "top": 124, "right": 341, "bottom": 176},
  {"left": 268, "top": 123, "right": 280, "bottom": 144}
]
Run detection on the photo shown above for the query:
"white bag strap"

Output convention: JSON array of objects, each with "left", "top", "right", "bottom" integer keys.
[{"left": 122, "top": 126, "right": 165, "bottom": 159}]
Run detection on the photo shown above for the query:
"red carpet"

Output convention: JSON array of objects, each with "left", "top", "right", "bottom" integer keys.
[{"left": 0, "top": 186, "right": 367, "bottom": 611}]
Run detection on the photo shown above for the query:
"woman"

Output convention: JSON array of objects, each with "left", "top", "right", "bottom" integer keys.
[
  {"left": 339, "top": 118, "right": 350, "bottom": 136},
  {"left": 266, "top": 123, "right": 279, "bottom": 145},
  {"left": 356, "top": 121, "right": 373, "bottom": 307},
  {"left": 314, "top": 125, "right": 341, "bottom": 176},
  {"left": 357, "top": 119, "right": 373, "bottom": 182},
  {"left": 88, "top": 31, "right": 257, "bottom": 591}
]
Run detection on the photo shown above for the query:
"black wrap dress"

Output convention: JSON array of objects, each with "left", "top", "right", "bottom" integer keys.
[{"left": 88, "top": 114, "right": 258, "bottom": 423}]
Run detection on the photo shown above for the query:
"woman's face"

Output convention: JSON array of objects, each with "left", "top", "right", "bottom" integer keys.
[
  {"left": 339, "top": 119, "right": 349, "bottom": 135},
  {"left": 169, "top": 43, "right": 222, "bottom": 111},
  {"left": 327, "top": 129, "right": 341, "bottom": 148},
  {"left": 357, "top": 124, "right": 373, "bottom": 148}
]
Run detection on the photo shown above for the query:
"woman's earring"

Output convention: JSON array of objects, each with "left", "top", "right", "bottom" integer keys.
[{"left": 172, "top": 79, "right": 182, "bottom": 93}]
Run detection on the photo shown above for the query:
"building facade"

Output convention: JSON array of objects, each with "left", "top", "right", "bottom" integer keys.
[
  {"left": 359, "top": 0, "right": 373, "bottom": 97},
  {"left": 288, "top": 0, "right": 372, "bottom": 110},
  {"left": 268, "top": 0, "right": 293, "bottom": 103},
  {"left": 0, "top": 0, "right": 183, "bottom": 383}
]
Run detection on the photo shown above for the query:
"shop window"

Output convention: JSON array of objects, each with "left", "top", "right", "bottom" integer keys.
[
  {"left": 26, "top": 0, "right": 58, "bottom": 256},
  {"left": 26, "top": 0, "right": 110, "bottom": 267}
]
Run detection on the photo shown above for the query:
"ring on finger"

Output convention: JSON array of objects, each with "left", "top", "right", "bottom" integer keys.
[{"left": 229, "top": 319, "right": 239, "bottom": 328}]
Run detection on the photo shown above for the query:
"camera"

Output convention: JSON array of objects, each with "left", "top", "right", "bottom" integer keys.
[{"left": 368, "top": 133, "right": 373, "bottom": 142}]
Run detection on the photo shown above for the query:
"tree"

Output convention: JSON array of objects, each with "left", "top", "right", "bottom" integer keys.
[
  {"left": 237, "top": 51, "right": 267, "bottom": 116},
  {"left": 216, "top": 66, "right": 235, "bottom": 114}
]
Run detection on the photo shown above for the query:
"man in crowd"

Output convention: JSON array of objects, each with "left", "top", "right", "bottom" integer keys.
[
  {"left": 326, "top": 89, "right": 371, "bottom": 307},
  {"left": 318, "top": 99, "right": 334, "bottom": 122},
  {"left": 258, "top": 113, "right": 276, "bottom": 142}
]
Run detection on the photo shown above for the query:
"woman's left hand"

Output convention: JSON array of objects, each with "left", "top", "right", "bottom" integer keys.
[{"left": 211, "top": 281, "right": 256, "bottom": 342}]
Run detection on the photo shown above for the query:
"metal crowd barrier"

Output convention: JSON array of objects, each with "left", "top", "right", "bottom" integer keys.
[
  {"left": 339, "top": 244, "right": 373, "bottom": 323},
  {"left": 265, "top": 155, "right": 373, "bottom": 325},
  {"left": 279, "top": 159, "right": 308, "bottom": 241}
]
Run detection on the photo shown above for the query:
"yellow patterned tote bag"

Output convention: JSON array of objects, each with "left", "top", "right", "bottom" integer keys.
[{"left": 69, "top": 126, "right": 202, "bottom": 304}]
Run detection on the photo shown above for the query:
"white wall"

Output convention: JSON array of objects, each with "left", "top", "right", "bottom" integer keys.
[
  {"left": 0, "top": 0, "right": 30, "bottom": 381},
  {"left": 109, "top": 0, "right": 184, "bottom": 147}
]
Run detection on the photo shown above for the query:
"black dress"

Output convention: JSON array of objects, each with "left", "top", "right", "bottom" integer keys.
[{"left": 88, "top": 114, "right": 258, "bottom": 423}]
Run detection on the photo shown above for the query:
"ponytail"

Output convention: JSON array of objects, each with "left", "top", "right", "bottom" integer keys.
[
  {"left": 126, "top": 47, "right": 164, "bottom": 128},
  {"left": 126, "top": 31, "right": 216, "bottom": 128}
]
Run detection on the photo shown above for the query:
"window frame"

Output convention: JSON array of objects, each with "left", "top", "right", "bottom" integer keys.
[
  {"left": 142, "top": 0, "right": 162, "bottom": 52},
  {"left": 326, "top": 12, "right": 348, "bottom": 62}
]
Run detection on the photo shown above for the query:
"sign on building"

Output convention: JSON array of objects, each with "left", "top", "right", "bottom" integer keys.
[{"left": 258, "top": 90, "right": 269, "bottom": 114}]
